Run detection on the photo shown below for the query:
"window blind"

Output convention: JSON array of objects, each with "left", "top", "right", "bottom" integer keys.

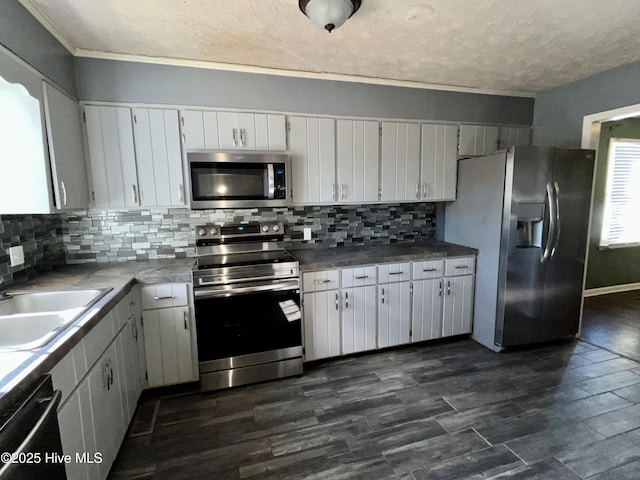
[{"left": 600, "top": 138, "right": 640, "bottom": 247}]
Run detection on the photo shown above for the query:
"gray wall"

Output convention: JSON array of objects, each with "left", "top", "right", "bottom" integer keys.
[
  {"left": 585, "top": 119, "right": 640, "bottom": 289},
  {"left": 76, "top": 58, "right": 534, "bottom": 125},
  {"left": 533, "top": 60, "right": 640, "bottom": 147},
  {"left": 0, "top": 1, "right": 76, "bottom": 96}
]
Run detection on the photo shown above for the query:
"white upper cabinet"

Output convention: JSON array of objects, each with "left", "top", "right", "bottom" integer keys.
[
  {"left": 180, "top": 110, "right": 220, "bottom": 150},
  {"left": 497, "top": 126, "right": 531, "bottom": 150},
  {"left": 381, "top": 122, "right": 421, "bottom": 202},
  {"left": 336, "top": 119, "right": 379, "bottom": 203},
  {"left": 133, "top": 108, "right": 185, "bottom": 206},
  {"left": 289, "top": 116, "right": 336, "bottom": 204},
  {"left": 217, "top": 111, "right": 286, "bottom": 150},
  {"left": 42, "top": 82, "right": 89, "bottom": 210},
  {"left": 458, "top": 124, "right": 499, "bottom": 157},
  {"left": 85, "top": 105, "right": 139, "bottom": 208},
  {"left": 420, "top": 124, "right": 458, "bottom": 201}
]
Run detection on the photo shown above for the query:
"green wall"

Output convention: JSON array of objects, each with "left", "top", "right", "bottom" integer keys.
[{"left": 586, "top": 118, "right": 640, "bottom": 289}]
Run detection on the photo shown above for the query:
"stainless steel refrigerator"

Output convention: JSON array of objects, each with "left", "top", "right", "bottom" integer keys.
[{"left": 445, "top": 146, "right": 595, "bottom": 351}]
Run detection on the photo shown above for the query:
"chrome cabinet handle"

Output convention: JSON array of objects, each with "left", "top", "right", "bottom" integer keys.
[
  {"left": 182, "top": 133, "right": 186, "bottom": 144},
  {"left": 389, "top": 271, "right": 404, "bottom": 275},
  {"left": 454, "top": 265, "right": 469, "bottom": 269},
  {"left": 178, "top": 184, "right": 185, "bottom": 203},
  {"left": 423, "top": 268, "right": 437, "bottom": 272},
  {"left": 132, "top": 321, "right": 138, "bottom": 341},
  {"left": 313, "top": 279, "right": 332, "bottom": 284},
  {"left": 154, "top": 295, "right": 175, "bottom": 300},
  {"left": 108, "top": 359, "right": 114, "bottom": 387},
  {"left": 345, "top": 292, "right": 349, "bottom": 309},
  {"left": 60, "top": 181, "right": 67, "bottom": 206},
  {"left": 240, "top": 128, "right": 246, "bottom": 147},
  {"left": 439, "top": 281, "right": 442, "bottom": 297},
  {"left": 232, "top": 128, "right": 238, "bottom": 147},
  {"left": 355, "top": 275, "right": 369, "bottom": 279},
  {"left": 416, "top": 183, "right": 420, "bottom": 199},
  {"left": 381, "top": 287, "right": 385, "bottom": 304},
  {"left": 447, "top": 280, "right": 451, "bottom": 295},
  {"left": 184, "top": 311, "right": 188, "bottom": 330},
  {"left": 335, "top": 292, "right": 339, "bottom": 310},
  {"left": 331, "top": 183, "right": 336, "bottom": 201},
  {"left": 103, "top": 361, "right": 110, "bottom": 390},
  {"left": 422, "top": 183, "right": 427, "bottom": 198},
  {"left": 132, "top": 185, "right": 138, "bottom": 204},
  {"left": 341, "top": 184, "right": 346, "bottom": 200}
]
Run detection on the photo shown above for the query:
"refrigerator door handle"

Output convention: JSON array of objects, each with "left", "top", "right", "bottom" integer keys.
[
  {"left": 542, "top": 181, "right": 556, "bottom": 263},
  {"left": 551, "top": 182, "right": 561, "bottom": 258}
]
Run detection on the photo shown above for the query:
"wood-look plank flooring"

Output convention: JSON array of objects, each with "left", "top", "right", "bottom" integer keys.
[
  {"left": 109, "top": 337, "right": 640, "bottom": 480},
  {"left": 581, "top": 290, "right": 640, "bottom": 362}
]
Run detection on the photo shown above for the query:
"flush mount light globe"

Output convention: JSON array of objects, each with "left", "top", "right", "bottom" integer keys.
[{"left": 299, "top": 0, "right": 362, "bottom": 33}]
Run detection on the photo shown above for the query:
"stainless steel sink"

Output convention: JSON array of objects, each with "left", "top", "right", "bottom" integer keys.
[{"left": 0, "top": 288, "right": 112, "bottom": 350}]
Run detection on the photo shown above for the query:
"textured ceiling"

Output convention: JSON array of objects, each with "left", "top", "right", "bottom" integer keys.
[{"left": 20, "top": 0, "right": 640, "bottom": 95}]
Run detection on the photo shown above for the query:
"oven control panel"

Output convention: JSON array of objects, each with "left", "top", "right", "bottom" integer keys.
[{"left": 195, "top": 222, "right": 285, "bottom": 243}]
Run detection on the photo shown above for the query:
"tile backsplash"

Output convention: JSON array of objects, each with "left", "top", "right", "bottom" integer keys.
[
  {"left": 0, "top": 214, "right": 65, "bottom": 287},
  {"left": 64, "top": 203, "right": 439, "bottom": 263}
]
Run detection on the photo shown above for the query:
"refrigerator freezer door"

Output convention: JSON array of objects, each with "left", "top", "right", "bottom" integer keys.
[
  {"left": 498, "top": 147, "right": 554, "bottom": 347},
  {"left": 541, "top": 149, "right": 595, "bottom": 340}
]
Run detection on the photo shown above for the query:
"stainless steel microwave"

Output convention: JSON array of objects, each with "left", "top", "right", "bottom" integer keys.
[{"left": 187, "top": 151, "right": 290, "bottom": 209}]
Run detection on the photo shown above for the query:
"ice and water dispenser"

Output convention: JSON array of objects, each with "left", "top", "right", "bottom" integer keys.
[{"left": 515, "top": 203, "right": 544, "bottom": 248}]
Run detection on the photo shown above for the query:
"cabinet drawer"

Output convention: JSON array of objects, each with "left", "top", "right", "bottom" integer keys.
[
  {"left": 302, "top": 270, "right": 339, "bottom": 292},
  {"left": 378, "top": 263, "right": 411, "bottom": 283},
  {"left": 445, "top": 256, "right": 476, "bottom": 276},
  {"left": 412, "top": 259, "right": 444, "bottom": 280},
  {"left": 341, "top": 266, "right": 376, "bottom": 287},
  {"left": 141, "top": 283, "right": 189, "bottom": 309}
]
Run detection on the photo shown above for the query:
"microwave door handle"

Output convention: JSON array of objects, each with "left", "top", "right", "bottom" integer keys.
[{"left": 267, "top": 163, "right": 275, "bottom": 199}]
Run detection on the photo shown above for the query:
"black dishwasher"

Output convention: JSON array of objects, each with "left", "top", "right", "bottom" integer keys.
[{"left": 0, "top": 375, "right": 66, "bottom": 480}]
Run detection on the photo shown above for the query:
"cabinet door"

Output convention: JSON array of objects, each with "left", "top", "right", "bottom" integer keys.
[
  {"left": 459, "top": 124, "right": 499, "bottom": 157},
  {"left": 133, "top": 108, "right": 185, "bottom": 206},
  {"left": 381, "top": 122, "right": 421, "bottom": 202},
  {"left": 378, "top": 282, "right": 411, "bottom": 348},
  {"left": 85, "top": 105, "right": 139, "bottom": 208},
  {"left": 217, "top": 112, "right": 256, "bottom": 149},
  {"left": 87, "top": 346, "right": 122, "bottom": 480},
  {"left": 497, "top": 126, "right": 531, "bottom": 150},
  {"left": 143, "top": 306, "right": 195, "bottom": 387},
  {"left": 412, "top": 279, "right": 444, "bottom": 342},
  {"left": 116, "top": 319, "right": 141, "bottom": 426},
  {"left": 421, "top": 124, "right": 458, "bottom": 201},
  {"left": 442, "top": 275, "right": 474, "bottom": 337},
  {"left": 289, "top": 116, "right": 336, "bottom": 204},
  {"left": 303, "top": 291, "right": 341, "bottom": 361},
  {"left": 42, "top": 82, "right": 89, "bottom": 210},
  {"left": 58, "top": 385, "right": 93, "bottom": 480},
  {"left": 180, "top": 110, "right": 219, "bottom": 150},
  {"left": 341, "top": 286, "right": 377, "bottom": 355},
  {"left": 337, "top": 119, "right": 379, "bottom": 203},
  {"left": 254, "top": 113, "right": 287, "bottom": 150}
]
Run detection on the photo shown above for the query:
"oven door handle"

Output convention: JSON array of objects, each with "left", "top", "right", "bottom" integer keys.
[{"left": 194, "top": 279, "right": 300, "bottom": 299}]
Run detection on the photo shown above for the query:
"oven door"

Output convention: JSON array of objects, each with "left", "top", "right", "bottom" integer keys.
[{"left": 194, "top": 281, "right": 302, "bottom": 371}]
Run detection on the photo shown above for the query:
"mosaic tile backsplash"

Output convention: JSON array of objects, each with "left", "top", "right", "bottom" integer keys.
[
  {"left": 64, "top": 203, "right": 439, "bottom": 263},
  {"left": 0, "top": 214, "right": 65, "bottom": 287}
]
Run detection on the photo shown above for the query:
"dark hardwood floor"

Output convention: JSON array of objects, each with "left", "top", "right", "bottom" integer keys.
[
  {"left": 581, "top": 290, "right": 640, "bottom": 362},
  {"left": 110, "top": 337, "right": 640, "bottom": 480}
]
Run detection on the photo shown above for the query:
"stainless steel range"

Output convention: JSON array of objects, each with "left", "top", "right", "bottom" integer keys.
[{"left": 192, "top": 221, "right": 302, "bottom": 392}]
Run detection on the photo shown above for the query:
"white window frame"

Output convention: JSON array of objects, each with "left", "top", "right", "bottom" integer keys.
[{"left": 600, "top": 137, "right": 640, "bottom": 248}]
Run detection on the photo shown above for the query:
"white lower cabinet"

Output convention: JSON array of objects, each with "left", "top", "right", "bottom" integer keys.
[
  {"left": 140, "top": 283, "right": 197, "bottom": 387},
  {"left": 412, "top": 278, "right": 444, "bottom": 342},
  {"left": 52, "top": 292, "right": 142, "bottom": 480},
  {"left": 378, "top": 281, "right": 411, "bottom": 348},
  {"left": 301, "top": 256, "right": 475, "bottom": 362},
  {"left": 341, "top": 286, "right": 377, "bottom": 355},
  {"left": 303, "top": 290, "right": 341, "bottom": 361},
  {"left": 442, "top": 274, "right": 474, "bottom": 337}
]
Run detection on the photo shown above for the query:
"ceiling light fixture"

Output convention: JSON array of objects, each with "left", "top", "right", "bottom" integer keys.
[{"left": 299, "top": 0, "right": 361, "bottom": 33}]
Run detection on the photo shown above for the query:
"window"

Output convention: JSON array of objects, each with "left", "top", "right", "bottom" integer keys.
[{"left": 600, "top": 138, "right": 640, "bottom": 247}]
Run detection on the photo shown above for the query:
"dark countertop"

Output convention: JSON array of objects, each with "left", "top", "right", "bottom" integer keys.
[
  {"left": 289, "top": 241, "right": 477, "bottom": 271},
  {"left": 0, "top": 259, "right": 195, "bottom": 414}
]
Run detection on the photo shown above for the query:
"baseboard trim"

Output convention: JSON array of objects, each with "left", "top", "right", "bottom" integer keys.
[{"left": 584, "top": 282, "right": 640, "bottom": 297}]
